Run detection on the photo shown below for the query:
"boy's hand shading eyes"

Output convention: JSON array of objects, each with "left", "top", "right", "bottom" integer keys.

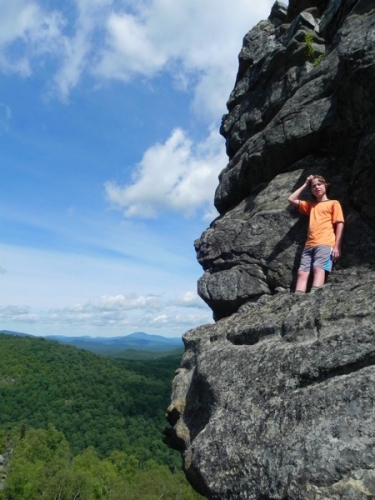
[{"left": 306, "top": 175, "right": 314, "bottom": 184}]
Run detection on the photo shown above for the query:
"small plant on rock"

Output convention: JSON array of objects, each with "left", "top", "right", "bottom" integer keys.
[
  {"left": 313, "top": 54, "right": 324, "bottom": 66},
  {"left": 304, "top": 32, "right": 315, "bottom": 58},
  {"left": 304, "top": 32, "right": 324, "bottom": 66}
]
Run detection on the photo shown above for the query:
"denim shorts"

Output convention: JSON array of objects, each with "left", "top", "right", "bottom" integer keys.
[{"left": 299, "top": 245, "right": 333, "bottom": 272}]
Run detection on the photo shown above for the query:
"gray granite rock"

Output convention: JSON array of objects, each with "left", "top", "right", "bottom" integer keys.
[
  {"left": 167, "top": 278, "right": 375, "bottom": 499},
  {"left": 165, "top": 0, "right": 375, "bottom": 498}
]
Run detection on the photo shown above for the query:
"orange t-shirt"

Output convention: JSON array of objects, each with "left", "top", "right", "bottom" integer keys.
[{"left": 299, "top": 200, "right": 344, "bottom": 248}]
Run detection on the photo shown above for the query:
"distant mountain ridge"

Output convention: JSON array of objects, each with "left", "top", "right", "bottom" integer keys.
[{"left": 0, "top": 330, "right": 183, "bottom": 356}]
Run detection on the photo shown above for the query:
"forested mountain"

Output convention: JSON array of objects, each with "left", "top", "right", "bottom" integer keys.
[
  {"left": 0, "top": 333, "right": 202, "bottom": 499},
  {"left": 0, "top": 333, "right": 179, "bottom": 463}
]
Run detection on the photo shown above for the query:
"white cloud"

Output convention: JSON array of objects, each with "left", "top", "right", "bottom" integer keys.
[
  {"left": 44, "top": 293, "right": 212, "bottom": 330},
  {"left": 35, "top": 291, "right": 209, "bottom": 333},
  {"left": 151, "top": 312, "right": 211, "bottom": 327},
  {"left": 105, "top": 127, "right": 225, "bottom": 218},
  {"left": 69, "top": 293, "right": 162, "bottom": 313},
  {"left": 171, "top": 291, "right": 207, "bottom": 309},
  {"left": 152, "top": 314, "right": 168, "bottom": 324},
  {"left": 51, "top": 0, "right": 114, "bottom": 100},
  {"left": 0, "top": 0, "right": 274, "bottom": 114},
  {"left": 52, "top": 34, "right": 90, "bottom": 100},
  {"left": 94, "top": 12, "right": 167, "bottom": 81},
  {"left": 0, "top": 305, "right": 39, "bottom": 323},
  {"left": 0, "top": 243, "right": 212, "bottom": 336},
  {"left": 32, "top": 294, "right": 161, "bottom": 328},
  {"left": 100, "top": 0, "right": 274, "bottom": 219},
  {"left": 0, "top": 291, "right": 213, "bottom": 335},
  {"left": 0, "top": 0, "right": 64, "bottom": 76},
  {"left": 95, "top": 0, "right": 275, "bottom": 121}
]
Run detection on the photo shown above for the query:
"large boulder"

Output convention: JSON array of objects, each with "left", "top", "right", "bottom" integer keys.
[
  {"left": 167, "top": 278, "right": 375, "bottom": 499},
  {"left": 165, "top": 0, "right": 375, "bottom": 499}
]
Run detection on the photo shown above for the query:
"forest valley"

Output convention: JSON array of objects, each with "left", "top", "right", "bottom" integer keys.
[{"left": 0, "top": 334, "right": 202, "bottom": 499}]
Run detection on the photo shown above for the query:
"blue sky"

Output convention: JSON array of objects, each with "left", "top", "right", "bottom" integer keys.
[{"left": 0, "top": 0, "right": 274, "bottom": 338}]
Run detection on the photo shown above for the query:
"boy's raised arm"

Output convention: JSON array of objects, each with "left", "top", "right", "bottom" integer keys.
[{"left": 288, "top": 175, "right": 314, "bottom": 207}]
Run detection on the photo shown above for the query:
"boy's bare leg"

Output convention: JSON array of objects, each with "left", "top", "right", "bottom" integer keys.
[
  {"left": 295, "top": 270, "right": 310, "bottom": 293},
  {"left": 312, "top": 267, "right": 325, "bottom": 288}
]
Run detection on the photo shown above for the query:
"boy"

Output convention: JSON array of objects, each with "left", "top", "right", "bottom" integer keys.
[{"left": 288, "top": 175, "right": 344, "bottom": 293}]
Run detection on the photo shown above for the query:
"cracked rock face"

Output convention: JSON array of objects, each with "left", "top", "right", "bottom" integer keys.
[
  {"left": 168, "top": 280, "right": 375, "bottom": 499},
  {"left": 165, "top": 0, "right": 375, "bottom": 499}
]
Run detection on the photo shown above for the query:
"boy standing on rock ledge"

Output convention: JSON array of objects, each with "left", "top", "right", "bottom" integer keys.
[{"left": 288, "top": 175, "right": 344, "bottom": 293}]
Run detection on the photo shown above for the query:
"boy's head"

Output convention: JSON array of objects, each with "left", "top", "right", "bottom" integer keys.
[{"left": 310, "top": 175, "right": 330, "bottom": 199}]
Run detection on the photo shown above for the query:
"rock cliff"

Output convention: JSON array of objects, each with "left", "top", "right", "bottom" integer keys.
[{"left": 164, "top": 1, "right": 375, "bottom": 499}]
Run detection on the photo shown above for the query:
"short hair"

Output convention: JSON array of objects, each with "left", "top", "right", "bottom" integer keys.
[{"left": 310, "top": 175, "right": 330, "bottom": 197}]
